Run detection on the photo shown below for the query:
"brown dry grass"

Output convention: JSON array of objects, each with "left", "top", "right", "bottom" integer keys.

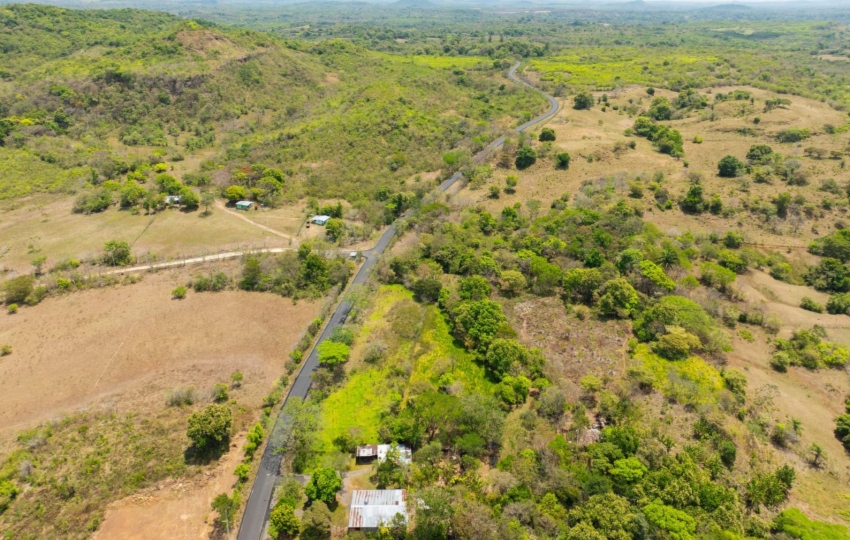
[
  {"left": 0, "top": 261, "right": 320, "bottom": 448},
  {"left": 506, "top": 296, "right": 631, "bottom": 398},
  {"left": 0, "top": 196, "right": 289, "bottom": 274},
  {"left": 456, "top": 85, "right": 850, "bottom": 250},
  {"left": 92, "top": 433, "right": 246, "bottom": 540}
]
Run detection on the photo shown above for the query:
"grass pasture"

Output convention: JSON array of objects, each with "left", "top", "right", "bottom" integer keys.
[{"left": 0, "top": 197, "right": 291, "bottom": 273}]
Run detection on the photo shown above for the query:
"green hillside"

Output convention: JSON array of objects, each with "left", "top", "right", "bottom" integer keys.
[{"left": 0, "top": 4, "right": 544, "bottom": 208}]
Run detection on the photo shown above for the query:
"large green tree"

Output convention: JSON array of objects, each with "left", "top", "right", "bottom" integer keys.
[
  {"left": 305, "top": 468, "right": 341, "bottom": 505},
  {"left": 187, "top": 404, "right": 232, "bottom": 451}
]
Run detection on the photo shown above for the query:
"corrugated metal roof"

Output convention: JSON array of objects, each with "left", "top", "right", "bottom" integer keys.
[{"left": 348, "top": 490, "right": 408, "bottom": 529}]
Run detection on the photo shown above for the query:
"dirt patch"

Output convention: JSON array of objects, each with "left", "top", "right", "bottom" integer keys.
[
  {"left": 508, "top": 296, "right": 630, "bottom": 395},
  {"left": 325, "top": 72, "right": 340, "bottom": 85},
  {"left": 93, "top": 434, "right": 246, "bottom": 540},
  {"left": 0, "top": 262, "right": 320, "bottom": 446}
]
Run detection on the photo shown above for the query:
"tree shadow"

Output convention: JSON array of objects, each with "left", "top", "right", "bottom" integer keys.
[{"left": 184, "top": 440, "right": 230, "bottom": 466}]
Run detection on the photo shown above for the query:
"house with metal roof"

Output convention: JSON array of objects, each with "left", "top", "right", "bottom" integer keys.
[
  {"left": 235, "top": 200, "right": 254, "bottom": 211},
  {"left": 356, "top": 444, "right": 412, "bottom": 465},
  {"left": 311, "top": 214, "right": 331, "bottom": 225},
  {"left": 348, "top": 489, "right": 408, "bottom": 532}
]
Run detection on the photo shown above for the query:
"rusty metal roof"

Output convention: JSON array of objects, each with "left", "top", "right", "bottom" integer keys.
[{"left": 348, "top": 490, "right": 408, "bottom": 529}]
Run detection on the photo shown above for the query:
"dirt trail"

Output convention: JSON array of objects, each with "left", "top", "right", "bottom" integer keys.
[{"left": 216, "top": 200, "right": 296, "bottom": 242}]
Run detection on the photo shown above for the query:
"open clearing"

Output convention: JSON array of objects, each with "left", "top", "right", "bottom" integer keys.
[
  {"left": 0, "top": 262, "right": 320, "bottom": 445},
  {"left": 0, "top": 196, "right": 297, "bottom": 274},
  {"left": 92, "top": 433, "right": 246, "bottom": 540}
]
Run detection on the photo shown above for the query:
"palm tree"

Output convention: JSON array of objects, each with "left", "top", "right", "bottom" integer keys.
[{"left": 809, "top": 443, "right": 825, "bottom": 467}]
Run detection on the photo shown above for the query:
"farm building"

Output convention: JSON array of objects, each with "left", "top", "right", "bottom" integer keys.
[
  {"left": 236, "top": 200, "right": 254, "bottom": 211},
  {"left": 165, "top": 195, "right": 181, "bottom": 205},
  {"left": 356, "top": 444, "right": 412, "bottom": 464},
  {"left": 348, "top": 489, "right": 408, "bottom": 532},
  {"left": 311, "top": 215, "right": 331, "bottom": 225}
]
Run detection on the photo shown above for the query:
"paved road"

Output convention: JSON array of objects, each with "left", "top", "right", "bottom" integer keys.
[{"left": 236, "top": 62, "right": 559, "bottom": 540}]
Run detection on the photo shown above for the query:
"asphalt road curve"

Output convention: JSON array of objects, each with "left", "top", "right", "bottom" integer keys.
[{"left": 236, "top": 62, "right": 559, "bottom": 540}]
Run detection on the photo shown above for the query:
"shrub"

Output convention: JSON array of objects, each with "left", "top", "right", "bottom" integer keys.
[
  {"left": 800, "top": 297, "right": 823, "bottom": 313},
  {"left": 187, "top": 404, "right": 232, "bottom": 451},
  {"left": 459, "top": 275, "right": 492, "bottom": 301},
  {"left": 679, "top": 183, "right": 706, "bottom": 214},
  {"left": 73, "top": 189, "right": 113, "bottom": 214},
  {"left": 269, "top": 503, "right": 300, "bottom": 539},
  {"left": 693, "top": 135, "right": 703, "bottom": 144},
  {"left": 777, "top": 128, "right": 810, "bottom": 143},
  {"left": 234, "top": 463, "right": 250, "bottom": 483},
  {"left": 515, "top": 146, "right": 537, "bottom": 169},
  {"left": 723, "top": 231, "right": 744, "bottom": 248},
  {"left": 6, "top": 304, "right": 18, "bottom": 315},
  {"left": 836, "top": 414, "right": 850, "bottom": 451},
  {"left": 166, "top": 387, "right": 195, "bottom": 407},
  {"left": 573, "top": 90, "right": 594, "bottom": 110},
  {"left": 700, "top": 261, "right": 736, "bottom": 291},
  {"left": 193, "top": 272, "right": 230, "bottom": 292},
  {"left": 0, "top": 345, "right": 11, "bottom": 357},
  {"left": 718, "top": 155, "right": 745, "bottom": 178},
  {"left": 103, "top": 240, "right": 132, "bottom": 267},
  {"left": 652, "top": 326, "right": 701, "bottom": 360},
  {"left": 230, "top": 371, "right": 244, "bottom": 388},
  {"left": 172, "top": 285, "right": 187, "bottom": 300},
  {"left": 718, "top": 439, "right": 737, "bottom": 469},
  {"left": 3, "top": 276, "right": 34, "bottom": 305},
  {"left": 364, "top": 341, "right": 387, "bottom": 364},
  {"left": 317, "top": 341, "right": 350, "bottom": 365},
  {"left": 649, "top": 97, "right": 674, "bottom": 121},
  {"left": 539, "top": 128, "right": 556, "bottom": 142},
  {"left": 212, "top": 383, "right": 229, "bottom": 402},
  {"left": 598, "top": 278, "right": 639, "bottom": 319},
  {"left": 809, "top": 230, "right": 850, "bottom": 263},
  {"left": 639, "top": 260, "right": 676, "bottom": 292},
  {"left": 328, "top": 325, "right": 356, "bottom": 346},
  {"left": 746, "top": 144, "right": 774, "bottom": 163},
  {"left": 827, "top": 293, "right": 850, "bottom": 315},
  {"left": 556, "top": 152, "right": 571, "bottom": 169},
  {"left": 633, "top": 116, "right": 684, "bottom": 157},
  {"left": 224, "top": 185, "right": 247, "bottom": 202}
]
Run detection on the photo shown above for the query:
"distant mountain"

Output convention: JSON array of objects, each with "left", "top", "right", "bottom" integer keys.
[
  {"left": 702, "top": 3, "right": 753, "bottom": 10},
  {"left": 391, "top": 0, "right": 436, "bottom": 7}
]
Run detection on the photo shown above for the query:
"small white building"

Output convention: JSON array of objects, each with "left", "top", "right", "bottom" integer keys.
[
  {"left": 311, "top": 215, "right": 331, "bottom": 225},
  {"left": 348, "top": 489, "right": 408, "bottom": 532},
  {"left": 356, "top": 444, "right": 412, "bottom": 464}
]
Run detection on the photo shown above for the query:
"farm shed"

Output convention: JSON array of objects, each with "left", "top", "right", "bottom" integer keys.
[
  {"left": 311, "top": 215, "right": 331, "bottom": 225},
  {"left": 356, "top": 444, "right": 412, "bottom": 464},
  {"left": 348, "top": 489, "right": 408, "bottom": 532},
  {"left": 236, "top": 200, "right": 253, "bottom": 211}
]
